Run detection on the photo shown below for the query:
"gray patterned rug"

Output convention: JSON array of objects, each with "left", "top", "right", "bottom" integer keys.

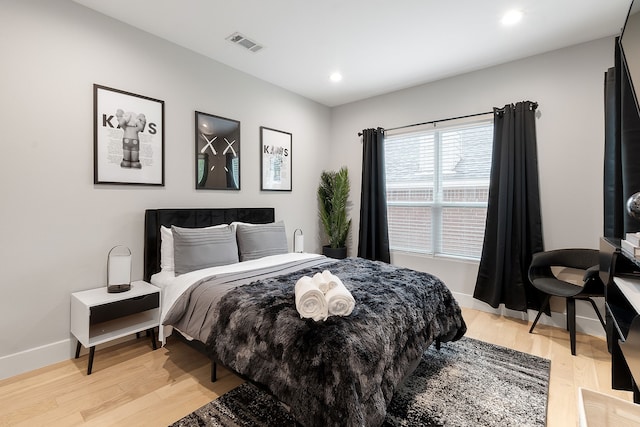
[{"left": 169, "top": 337, "right": 550, "bottom": 427}]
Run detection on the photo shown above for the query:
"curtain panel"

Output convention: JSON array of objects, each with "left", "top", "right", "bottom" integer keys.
[
  {"left": 473, "top": 101, "right": 544, "bottom": 311},
  {"left": 358, "top": 127, "right": 390, "bottom": 263}
]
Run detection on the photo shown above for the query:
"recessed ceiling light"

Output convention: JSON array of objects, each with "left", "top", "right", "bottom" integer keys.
[
  {"left": 501, "top": 9, "right": 523, "bottom": 26},
  {"left": 330, "top": 72, "right": 343, "bottom": 82}
]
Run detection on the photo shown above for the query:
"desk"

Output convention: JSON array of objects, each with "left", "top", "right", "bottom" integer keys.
[{"left": 601, "top": 237, "right": 640, "bottom": 401}]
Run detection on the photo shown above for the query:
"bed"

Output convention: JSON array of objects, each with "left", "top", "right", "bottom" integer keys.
[{"left": 144, "top": 207, "right": 467, "bottom": 427}]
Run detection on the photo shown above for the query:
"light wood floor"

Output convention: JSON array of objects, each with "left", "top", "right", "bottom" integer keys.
[{"left": 0, "top": 307, "right": 633, "bottom": 426}]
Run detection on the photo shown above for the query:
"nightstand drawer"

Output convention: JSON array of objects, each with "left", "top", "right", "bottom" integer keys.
[{"left": 90, "top": 292, "right": 159, "bottom": 325}]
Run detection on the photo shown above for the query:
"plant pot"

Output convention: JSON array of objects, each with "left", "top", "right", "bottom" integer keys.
[{"left": 322, "top": 245, "right": 347, "bottom": 259}]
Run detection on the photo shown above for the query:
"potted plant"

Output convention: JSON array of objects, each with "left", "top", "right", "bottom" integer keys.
[{"left": 318, "top": 167, "right": 351, "bottom": 259}]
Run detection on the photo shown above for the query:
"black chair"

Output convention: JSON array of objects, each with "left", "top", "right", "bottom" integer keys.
[{"left": 528, "top": 248, "right": 606, "bottom": 355}]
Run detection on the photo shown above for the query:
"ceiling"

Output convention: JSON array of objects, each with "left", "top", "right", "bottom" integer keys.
[{"left": 73, "top": 0, "right": 632, "bottom": 107}]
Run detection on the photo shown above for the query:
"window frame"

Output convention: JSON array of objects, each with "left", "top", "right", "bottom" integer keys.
[{"left": 384, "top": 116, "right": 493, "bottom": 260}]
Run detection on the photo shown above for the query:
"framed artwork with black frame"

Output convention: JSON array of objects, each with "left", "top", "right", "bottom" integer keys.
[
  {"left": 93, "top": 84, "right": 164, "bottom": 185},
  {"left": 260, "top": 126, "right": 292, "bottom": 191},
  {"left": 195, "top": 111, "right": 241, "bottom": 190}
]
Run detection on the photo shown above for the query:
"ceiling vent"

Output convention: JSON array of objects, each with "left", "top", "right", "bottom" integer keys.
[{"left": 226, "top": 32, "right": 264, "bottom": 53}]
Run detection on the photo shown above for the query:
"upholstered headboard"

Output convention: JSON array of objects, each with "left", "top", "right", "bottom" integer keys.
[{"left": 143, "top": 208, "right": 275, "bottom": 282}]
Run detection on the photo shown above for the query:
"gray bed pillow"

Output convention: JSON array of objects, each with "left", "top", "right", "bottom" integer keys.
[
  {"left": 236, "top": 221, "right": 288, "bottom": 261},
  {"left": 172, "top": 225, "right": 239, "bottom": 275}
]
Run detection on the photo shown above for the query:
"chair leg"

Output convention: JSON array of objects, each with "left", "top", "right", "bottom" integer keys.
[
  {"left": 586, "top": 298, "right": 606, "bottom": 331},
  {"left": 529, "top": 295, "right": 551, "bottom": 333},
  {"left": 567, "top": 298, "right": 576, "bottom": 356}
]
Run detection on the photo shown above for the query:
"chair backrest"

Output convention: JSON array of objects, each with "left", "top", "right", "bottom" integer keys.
[
  {"left": 529, "top": 249, "right": 599, "bottom": 270},
  {"left": 528, "top": 249, "right": 600, "bottom": 283}
]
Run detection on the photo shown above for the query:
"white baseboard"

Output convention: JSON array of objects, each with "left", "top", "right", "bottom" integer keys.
[
  {"left": 0, "top": 338, "right": 72, "bottom": 381},
  {"left": 453, "top": 291, "right": 606, "bottom": 338},
  {"left": 0, "top": 334, "right": 141, "bottom": 381}
]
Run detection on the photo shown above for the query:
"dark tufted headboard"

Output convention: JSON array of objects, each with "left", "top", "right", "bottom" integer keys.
[{"left": 143, "top": 207, "right": 275, "bottom": 282}]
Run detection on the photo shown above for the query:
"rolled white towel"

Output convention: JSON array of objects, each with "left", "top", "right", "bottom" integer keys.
[
  {"left": 295, "top": 276, "right": 328, "bottom": 321},
  {"left": 321, "top": 270, "right": 339, "bottom": 292},
  {"left": 313, "top": 272, "right": 331, "bottom": 293},
  {"left": 324, "top": 273, "right": 355, "bottom": 317}
]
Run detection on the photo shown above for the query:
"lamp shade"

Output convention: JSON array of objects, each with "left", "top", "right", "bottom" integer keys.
[
  {"left": 107, "top": 245, "right": 131, "bottom": 293},
  {"left": 293, "top": 229, "right": 304, "bottom": 253}
]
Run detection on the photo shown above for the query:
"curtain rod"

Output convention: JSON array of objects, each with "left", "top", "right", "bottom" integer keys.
[
  {"left": 357, "top": 110, "right": 492, "bottom": 137},
  {"left": 385, "top": 110, "right": 494, "bottom": 133},
  {"left": 358, "top": 102, "right": 538, "bottom": 137}
]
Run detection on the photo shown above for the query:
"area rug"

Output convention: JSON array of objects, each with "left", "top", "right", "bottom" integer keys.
[{"left": 169, "top": 337, "right": 550, "bottom": 427}]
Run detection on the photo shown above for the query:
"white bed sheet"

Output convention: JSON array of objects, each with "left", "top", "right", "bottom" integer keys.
[{"left": 152, "top": 252, "right": 324, "bottom": 343}]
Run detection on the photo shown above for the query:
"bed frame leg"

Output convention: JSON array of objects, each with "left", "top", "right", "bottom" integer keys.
[
  {"left": 435, "top": 338, "right": 441, "bottom": 350},
  {"left": 211, "top": 360, "right": 217, "bottom": 382}
]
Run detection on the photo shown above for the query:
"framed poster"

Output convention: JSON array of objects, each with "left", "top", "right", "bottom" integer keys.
[
  {"left": 93, "top": 84, "right": 164, "bottom": 185},
  {"left": 260, "top": 126, "right": 292, "bottom": 191},
  {"left": 195, "top": 111, "right": 241, "bottom": 190}
]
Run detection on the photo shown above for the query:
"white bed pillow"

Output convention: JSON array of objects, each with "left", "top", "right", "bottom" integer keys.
[
  {"left": 235, "top": 221, "right": 288, "bottom": 261},
  {"left": 160, "top": 223, "right": 230, "bottom": 272},
  {"left": 171, "top": 224, "right": 239, "bottom": 275}
]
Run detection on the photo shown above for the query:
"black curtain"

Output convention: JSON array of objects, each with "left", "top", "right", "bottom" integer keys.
[
  {"left": 358, "top": 127, "right": 390, "bottom": 262},
  {"left": 604, "top": 38, "right": 640, "bottom": 237},
  {"left": 473, "top": 101, "right": 544, "bottom": 311}
]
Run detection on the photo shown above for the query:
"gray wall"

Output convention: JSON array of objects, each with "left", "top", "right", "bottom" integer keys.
[
  {"left": 0, "top": 0, "right": 331, "bottom": 378},
  {"left": 330, "top": 37, "right": 613, "bottom": 332},
  {"left": 0, "top": 0, "right": 616, "bottom": 378}
]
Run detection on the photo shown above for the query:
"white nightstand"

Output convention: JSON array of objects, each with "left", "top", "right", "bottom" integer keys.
[{"left": 70, "top": 280, "right": 160, "bottom": 374}]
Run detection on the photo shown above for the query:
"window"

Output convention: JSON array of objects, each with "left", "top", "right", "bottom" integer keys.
[{"left": 384, "top": 117, "right": 493, "bottom": 260}]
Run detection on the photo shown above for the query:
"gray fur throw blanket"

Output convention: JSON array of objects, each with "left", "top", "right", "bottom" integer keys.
[{"left": 207, "top": 257, "right": 466, "bottom": 427}]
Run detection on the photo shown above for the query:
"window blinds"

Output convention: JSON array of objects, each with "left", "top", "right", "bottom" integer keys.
[{"left": 384, "top": 118, "right": 493, "bottom": 259}]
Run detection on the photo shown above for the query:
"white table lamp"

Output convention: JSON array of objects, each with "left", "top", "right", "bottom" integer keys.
[
  {"left": 293, "top": 229, "right": 304, "bottom": 253},
  {"left": 107, "top": 245, "right": 132, "bottom": 293}
]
